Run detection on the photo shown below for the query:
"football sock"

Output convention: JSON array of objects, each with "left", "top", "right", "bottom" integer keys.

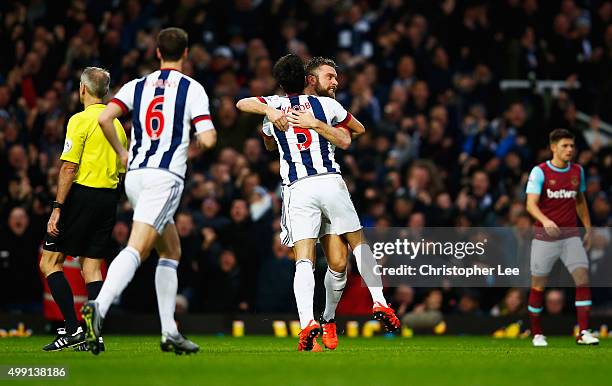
[
  {"left": 86, "top": 281, "right": 103, "bottom": 300},
  {"left": 575, "top": 286, "right": 592, "bottom": 332},
  {"left": 46, "top": 271, "right": 78, "bottom": 334},
  {"left": 294, "top": 259, "right": 315, "bottom": 329},
  {"left": 528, "top": 287, "right": 544, "bottom": 335},
  {"left": 323, "top": 267, "right": 346, "bottom": 321},
  {"left": 155, "top": 258, "right": 180, "bottom": 336},
  {"left": 96, "top": 246, "right": 141, "bottom": 318},
  {"left": 353, "top": 243, "right": 387, "bottom": 305}
]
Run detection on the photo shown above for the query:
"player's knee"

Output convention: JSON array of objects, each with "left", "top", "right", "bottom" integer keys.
[
  {"left": 39, "top": 253, "right": 63, "bottom": 275},
  {"left": 572, "top": 268, "right": 589, "bottom": 286},
  {"left": 328, "top": 258, "right": 347, "bottom": 273},
  {"left": 81, "top": 265, "right": 101, "bottom": 282}
]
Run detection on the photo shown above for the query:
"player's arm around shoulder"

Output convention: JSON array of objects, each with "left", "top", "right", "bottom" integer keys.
[
  {"left": 345, "top": 114, "right": 365, "bottom": 139},
  {"left": 236, "top": 96, "right": 288, "bottom": 131}
]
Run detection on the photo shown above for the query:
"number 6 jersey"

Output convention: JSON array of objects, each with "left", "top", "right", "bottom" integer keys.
[
  {"left": 110, "top": 68, "right": 214, "bottom": 179},
  {"left": 260, "top": 94, "right": 353, "bottom": 186}
]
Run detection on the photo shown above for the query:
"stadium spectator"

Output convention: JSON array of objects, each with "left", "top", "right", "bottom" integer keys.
[
  {"left": 402, "top": 289, "right": 444, "bottom": 329},
  {"left": 545, "top": 289, "right": 566, "bottom": 315}
]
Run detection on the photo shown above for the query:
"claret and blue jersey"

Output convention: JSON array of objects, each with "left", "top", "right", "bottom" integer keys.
[
  {"left": 260, "top": 94, "right": 352, "bottom": 186},
  {"left": 526, "top": 160, "right": 586, "bottom": 239}
]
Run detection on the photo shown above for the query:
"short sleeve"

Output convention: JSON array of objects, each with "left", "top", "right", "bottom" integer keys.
[
  {"left": 579, "top": 165, "right": 586, "bottom": 193},
  {"left": 261, "top": 117, "right": 273, "bottom": 136},
  {"left": 189, "top": 84, "right": 215, "bottom": 133},
  {"left": 526, "top": 166, "right": 545, "bottom": 194},
  {"left": 110, "top": 79, "right": 137, "bottom": 115},
  {"left": 113, "top": 119, "right": 128, "bottom": 173},
  {"left": 60, "top": 117, "right": 86, "bottom": 164},
  {"left": 258, "top": 95, "right": 282, "bottom": 109},
  {"left": 325, "top": 98, "right": 351, "bottom": 127}
]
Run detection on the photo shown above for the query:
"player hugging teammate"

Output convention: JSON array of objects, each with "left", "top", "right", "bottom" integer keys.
[
  {"left": 526, "top": 129, "right": 598, "bottom": 347},
  {"left": 237, "top": 54, "right": 400, "bottom": 352}
]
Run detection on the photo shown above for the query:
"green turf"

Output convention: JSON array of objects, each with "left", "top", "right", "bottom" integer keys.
[{"left": 0, "top": 335, "right": 608, "bottom": 386}]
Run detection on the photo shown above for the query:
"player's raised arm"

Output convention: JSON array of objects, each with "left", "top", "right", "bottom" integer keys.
[{"left": 236, "top": 97, "right": 288, "bottom": 131}]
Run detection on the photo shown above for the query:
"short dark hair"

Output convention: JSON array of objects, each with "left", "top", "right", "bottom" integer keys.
[
  {"left": 272, "top": 54, "right": 305, "bottom": 94},
  {"left": 549, "top": 128, "right": 575, "bottom": 144},
  {"left": 157, "top": 27, "right": 188, "bottom": 61},
  {"left": 305, "top": 56, "right": 337, "bottom": 76}
]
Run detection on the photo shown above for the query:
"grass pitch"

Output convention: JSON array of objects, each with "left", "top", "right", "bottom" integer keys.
[{"left": 0, "top": 335, "right": 608, "bottom": 386}]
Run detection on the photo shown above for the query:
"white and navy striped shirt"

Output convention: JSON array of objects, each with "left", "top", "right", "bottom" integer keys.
[
  {"left": 110, "top": 69, "right": 214, "bottom": 179},
  {"left": 260, "top": 94, "right": 352, "bottom": 185}
]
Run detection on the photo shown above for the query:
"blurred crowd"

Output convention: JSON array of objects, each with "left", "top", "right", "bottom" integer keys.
[{"left": 1, "top": 0, "right": 611, "bottom": 317}]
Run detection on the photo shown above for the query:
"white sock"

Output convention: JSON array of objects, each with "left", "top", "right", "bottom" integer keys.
[
  {"left": 323, "top": 268, "right": 346, "bottom": 321},
  {"left": 353, "top": 243, "right": 387, "bottom": 305},
  {"left": 96, "top": 246, "right": 141, "bottom": 317},
  {"left": 156, "top": 258, "right": 179, "bottom": 336},
  {"left": 294, "top": 259, "right": 315, "bottom": 329}
]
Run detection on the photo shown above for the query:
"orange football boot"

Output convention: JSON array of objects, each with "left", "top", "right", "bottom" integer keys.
[
  {"left": 372, "top": 301, "right": 400, "bottom": 332},
  {"left": 320, "top": 318, "right": 338, "bottom": 350},
  {"left": 297, "top": 320, "right": 321, "bottom": 351}
]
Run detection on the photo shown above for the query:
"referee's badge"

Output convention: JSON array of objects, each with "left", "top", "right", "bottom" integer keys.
[{"left": 63, "top": 138, "right": 73, "bottom": 154}]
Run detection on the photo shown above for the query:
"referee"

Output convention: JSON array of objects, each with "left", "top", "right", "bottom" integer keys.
[{"left": 39, "top": 67, "right": 127, "bottom": 351}]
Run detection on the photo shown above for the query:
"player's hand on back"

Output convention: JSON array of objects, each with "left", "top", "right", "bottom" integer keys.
[
  {"left": 287, "top": 110, "right": 318, "bottom": 129},
  {"left": 265, "top": 106, "right": 288, "bottom": 131},
  {"left": 542, "top": 219, "right": 561, "bottom": 237}
]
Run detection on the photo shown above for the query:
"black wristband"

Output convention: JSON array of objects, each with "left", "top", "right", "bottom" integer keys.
[{"left": 52, "top": 201, "right": 64, "bottom": 210}]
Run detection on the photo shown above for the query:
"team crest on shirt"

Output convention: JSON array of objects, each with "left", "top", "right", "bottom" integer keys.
[
  {"left": 571, "top": 176, "right": 579, "bottom": 187},
  {"left": 549, "top": 179, "right": 556, "bottom": 186},
  {"left": 63, "top": 138, "right": 72, "bottom": 154}
]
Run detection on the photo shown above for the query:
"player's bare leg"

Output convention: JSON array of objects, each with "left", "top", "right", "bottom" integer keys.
[
  {"left": 72, "top": 257, "right": 106, "bottom": 352},
  {"left": 40, "top": 251, "right": 86, "bottom": 351},
  {"left": 342, "top": 229, "right": 400, "bottom": 332},
  {"left": 529, "top": 276, "right": 547, "bottom": 347},
  {"left": 82, "top": 221, "right": 158, "bottom": 354},
  {"left": 155, "top": 224, "right": 199, "bottom": 354},
  {"left": 571, "top": 267, "right": 598, "bottom": 345},
  {"left": 319, "top": 234, "right": 347, "bottom": 349},
  {"left": 293, "top": 238, "right": 322, "bottom": 351}
]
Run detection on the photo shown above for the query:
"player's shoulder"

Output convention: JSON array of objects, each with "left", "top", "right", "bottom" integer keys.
[
  {"left": 570, "top": 162, "right": 583, "bottom": 172},
  {"left": 528, "top": 164, "right": 545, "bottom": 179},
  {"left": 177, "top": 73, "right": 208, "bottom": 95},
  {"left": 314, "top": 95, "right": 336, "bottom": 104},
  {"left": 68, "top": 110, "right": 87, "bottom": 126},
  {"left": 316, "top": 96, "right": 345, "bottom": 109}
]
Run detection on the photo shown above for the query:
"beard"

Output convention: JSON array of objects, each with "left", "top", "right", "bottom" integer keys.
[{"left": 314, "top": 80, "right": 335, "bottom": 99}]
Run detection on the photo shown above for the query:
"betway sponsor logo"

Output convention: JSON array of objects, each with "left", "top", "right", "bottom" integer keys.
[{"left": 546, "top": 188, "right": 577, "bottom": 199}]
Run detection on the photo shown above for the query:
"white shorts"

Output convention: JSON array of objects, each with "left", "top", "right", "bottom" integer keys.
[
  {"left": 124, "top": 169, "right": 184, "bottom": 234},
  {"left": 280, "top": 174, "right": 362, "bottom": 247},
  {"left": 530, "top": 237, "right": 589, "bottom": 276}
]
